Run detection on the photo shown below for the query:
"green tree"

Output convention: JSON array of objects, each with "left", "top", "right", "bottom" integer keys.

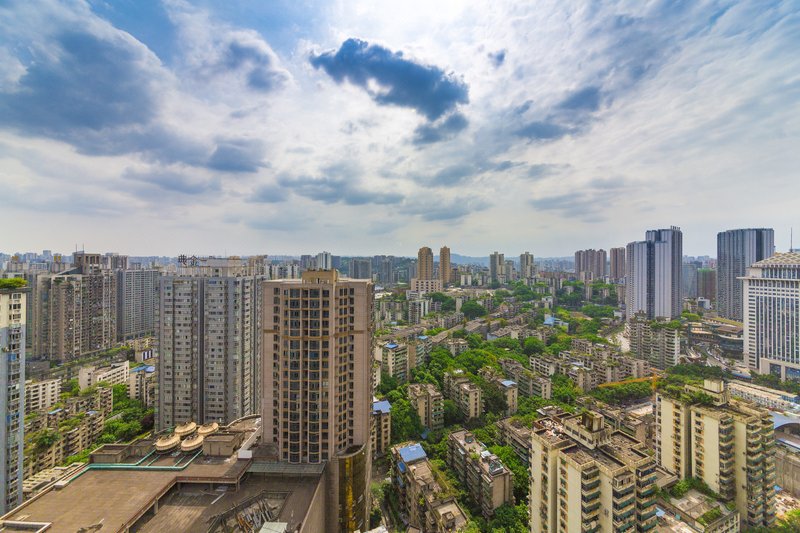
[
  {"left": 378, "top": 372, "right": 399, "bottom": 395},
  {"left": 523, "top": 337, "right": 546, "bottom": 356},
  {"left": 461, "top": 300, "right": 487, "bottom": 320},
  {"left": 443, "top": 399, "right": 462, "bottom": 426},
  {"left": 389, "top": 398, "right": 423, "bottom": 442},
  {"left": 486, "top": 502, "right": 529, "bottom": 533}
]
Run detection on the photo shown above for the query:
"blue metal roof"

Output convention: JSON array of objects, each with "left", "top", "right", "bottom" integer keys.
[
  {"left": 418, "top": 335, "right": 428, "bottom": 340},
  {"left": 386, "top": 343, "right": 399, "bottom": 349},
  {"left": 397, "top": 443, "right": 427, "bottom": 465},
  {"left": 772, "top": 411, "right": 800, "bottom": 430},
  {"left": 544, "top": 316, "right": 555, "bottom": 326},
  {"left": 373, "top": 400, "right": 391, "bottom": 414},
  {"left": 501, "top": 380, "right": 516, "bottom": 388}
]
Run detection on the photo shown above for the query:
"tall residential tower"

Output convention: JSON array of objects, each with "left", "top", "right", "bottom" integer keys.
[
  {"left": 262, "top": 270, "right": 374, "bottom": 533},
  {"left": 626, "top": 227, "right": 683, "bottom": 319},
  {"left": 439, "top": 246, "right": 451, "bottom": 286},
  {"left": 717, "top": 228, "right": 774, "bottom": 321}
]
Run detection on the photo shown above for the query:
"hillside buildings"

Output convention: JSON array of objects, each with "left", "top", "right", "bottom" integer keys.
[
  {"left": 408, "top": 383, "right": 444, "bottom": 431},
  {"left": 372, "top": 399, "right": 391, "bottom": 457},
  {"left": 444, "top": 370, "right": 483, "bottom": 420},
  {"left": 742, "top": 252, "right": 800, "bottom": 378},
  {"left": 655, "top": 379, "right": 775, "bottom": 528},
  {"left": 628, "top": 312, "right": 681, "bottom": 370},
  {"left": 0, "top": 283, "right": 26, "bottom": 513},
  {"left": 262, "top": 269, "right": 373, "bottom": 533},
  {"left": 717, "top": 228, "right": 774, "bottom": 321},
  {"left": 156, "top": 257, "right": 266, "bottom": 429},
  {"left": 626, "top": 227, "right": 683, "bottom": 319},
  {"left": 446, "top": 430, "right": 514, "bottom": 518},
  {"left": 391, "top": 443, "right": 468, "bottom": 533},
  {"left": 529, "top": 411, "right": 658, "bottom": 533}
]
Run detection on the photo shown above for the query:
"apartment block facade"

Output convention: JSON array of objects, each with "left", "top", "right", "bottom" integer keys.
[
  {"left": 0, "top": 285, "right": 26, "bottom": 513},
  {"left": 717, "top": 228, "right": 774, "bottom": 321},
  {"left": 24, "top": 378, "right": 60, "bottom": 413},
  {"left": 116, "top": 268, "right": 160, "bottom": 340},
  {"left": 157, "top": 257, "right": 266, "bottom": 429},
  {"left": 444, "top": 370, "right": 483, "bottom": 420},
  {"left": 408, "top": 383, "right": 444, "bottom": 431},
  {"left": 262, "top": 270, "right": 373, "bottom": 533},
  {"left": 626, "top": 227, "right": 683, "bottom": 319},
  {"left": 446, "top": 430, "right": 514, "bottom": 518},
  {"left": 629, "top": 312, "right": 681, "bottom": 370},
  {"left": 530, "top": 411, "right": 658, "bottom": 533},
  {"left": 655, "top": 379, "right": 776, "bottom": 528}
]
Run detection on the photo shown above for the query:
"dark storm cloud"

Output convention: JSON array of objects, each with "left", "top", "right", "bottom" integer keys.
[
  {"left": 412, "top": 112, "right": 469, "bottom": 145},
  {"left": 310, "top": 38, "right": 469, "bottom": 121}
]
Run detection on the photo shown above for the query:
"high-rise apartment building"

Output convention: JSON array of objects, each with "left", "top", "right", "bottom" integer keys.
[
  {"left": 682, "top": 261, "right": 699, "bottom": 299},
  {"left": 742, "top": 252, "right": 800, "bottom": 377},
  {"left": 574, "top": 248, "right": 607, "bottom": 279},
  {"left": 628, "top": 312, "right": 680, "bottom": 370},
  {"left": 655, "top": 379, "right": 775, "bottom": 528},
  {"left": 529, "top": 411, "right": 658, "bottom": 533},
  {"left": 417, "top": 247, "right": 434, "bottom": 280},
  {"left": 609, "top": 247, "right": 625, "bottom": 281},
  {"left": 156, "top": 257, "right": 265, "bottom": 429},
  {"left": 697, "top": 268, "right": 717, "bottom": 302},
  {"left": 519, "top": 252, "right": 535, "bottom": 279},
  {"left": 316, "top": 251, "right": 332, "bottom": 270},
  {"left": 626, "top": 227, "right": 683, "bottom": 319},
  {"left": 717, "top": 228, "right": 774, "bottom": 321},
  {"left": 0, "top": 283, "right": 26, "bottom": 513},
  {"left": 33, "top": 254, "right": 117, "bottom": 362},
  {"left": 489, "top": 252, "right": 504, "bottom": 283},
  {"left": 439, "top": 246, "right": 451, "bottom": 286},
  {"left": 350, "top": 258, "right": 372, "bottom": 280},
  {"left": 262, "top": 270, "right": 373, "bottom": 533},
  {"left": 116, "top": 268, "right": 160, "bottom": 341}
]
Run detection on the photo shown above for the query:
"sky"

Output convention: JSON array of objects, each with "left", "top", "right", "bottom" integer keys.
[{"left": 0, "top": 0, "right": 798, "bottom": 258}]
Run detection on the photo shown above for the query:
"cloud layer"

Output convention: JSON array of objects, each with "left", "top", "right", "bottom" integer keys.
[{"left": 0, "top": 0, "right": 797, "bottom": 257}]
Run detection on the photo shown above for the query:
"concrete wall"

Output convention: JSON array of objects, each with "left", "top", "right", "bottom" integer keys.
[{"left": 775, "top": 446, "right": 800, "bottom": 498}]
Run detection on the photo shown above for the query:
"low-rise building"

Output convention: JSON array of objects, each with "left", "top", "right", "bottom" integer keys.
[
  {"left": 391, "top": 442, "right": 468, "bottom": 533},
  {"left": 25, "top": 378, "right": 61, "bottom": 413},
  {"left": 128, "top": 365, "right": 156, "bottom": 407},
  {"left": 444, "top": 370, "right": 482, "bottom": 420},
  {"left": 407, "top": 383, "right": 444, "bottom": 431},
  {"left": 728, "top": 381, "right": 799, "bottom": 411},
  {"left": 379, "top": 342, "right": 409, "bottom": 383},
  {"left": 372, "top": 399, "right": 391, "bottom": 457},
  {"left": 446, "top": 430, "right": 514, "bottom": 518},
  {"left": 499, "top": 359, "right": 552, "bottom": 399},
  {"left": 659, "top": 488, "right": 741, "bottom": 533},
  {"left": 78, "top": 361, "right": 130, "bottom": 390},
  {"left": 446, "top": 338, "right": 469, "bottom": 356}
]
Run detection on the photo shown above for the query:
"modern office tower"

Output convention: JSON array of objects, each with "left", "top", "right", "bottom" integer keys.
[
  {"left": 742, "top": 252, "right": 800, "bottom": 377},
  {"left": 628, "top": 312, "right": 680, "bottom": 370},
  {"left": 609, "top": 247, "right": 625, "bottom": 281},
  {"left": 350, "top": 258, "right": 372, "bottom": 280},
  {"left": 626, "top": 227, "right": 683, "bottom": 319},
  {"left": 519, "top": 252, "right": 535, "bottom": 279},
  {"left": 316, "top": 251, "right": 332, "bottom": 270},
  {"left": 529, "top": 411, "right": 658, "bottom": 533},
  {"left": 697, "top": 268, "right": 717, "bottom": 302},
  {"left": 262, "top": 270, "right": 373, "bottom": 533},
  {"left": 446, "top": 430, "right": 514, "bottom": 519},
  {"left": 33, "top": 255, "right": 117, "bottom": 362},
  {"left": 407, "top": 383, "right": 445, "bottom": 431},
  {"left": 655, "top": 379, "right": 776, "bottom": 528},
  {"left": 156, "top": 257, "right": 266, "bottom": 429},
  {"left": 439, "top": 246, "right": 451, "bottom": 285},
  {"left": 417, "top": 247, "right": 434, "bottom": 280},
  {"left": 574, "top": 248, "right": 607, "bottom": 279},
  {"left": 489, "top": 252, "right": 504, "bottom": 283},
  {"left": 681, "top": 261, "right": 699, "bottom": 299},
  {"left": 116, "top": 268, "right": 160, "bottom": 341},
  {"left": 717, "top": 228, "right": 774, "bottom": 321},
  {"left": 0, "top": 282, "right": 26, "bottom": 513}
]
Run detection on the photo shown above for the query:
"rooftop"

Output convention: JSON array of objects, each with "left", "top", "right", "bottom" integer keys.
[
  {"left": 397, "top": 443, "right": 427, "bottom": 465},
  {"left": 753, "top": 252, "right": 800, "bottom": 267},
  {"left": 373, "top": 399, "right": 392, "bottom": 414}
]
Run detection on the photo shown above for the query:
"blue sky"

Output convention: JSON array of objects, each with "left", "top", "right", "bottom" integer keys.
[{"left": 0, "top": 0, "right": 798, "bottom": 257}]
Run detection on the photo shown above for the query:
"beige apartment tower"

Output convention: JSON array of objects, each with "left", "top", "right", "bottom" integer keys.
[
  {"left": 262, "top": 270, "right": 374, "bottom": 533},
  {"left": 417, "top": 247, "right": 434, "bottom": 280},
  {"left": 530, "top": 411, "right": 658, "bottom": 533},
  {"left": 439, "top": 246, "right": 451, "bottom": 285},
  {"left": 655, "top": 379, "right": 776, "bottom": 528}
]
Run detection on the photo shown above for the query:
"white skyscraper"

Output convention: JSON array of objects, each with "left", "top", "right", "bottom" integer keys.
[
  {"left": 626, "top": 227, "right": 683, "bottom": 319},
  {"left": 742, "top": 252, "right": 800, "bottom": 377},
  {"left": 316, "top": 251, "right": 332, "bottom": 270}
]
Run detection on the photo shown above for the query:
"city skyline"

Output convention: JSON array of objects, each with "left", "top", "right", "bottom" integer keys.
[{"left": 0, "top": 1, "right": 798, "bottom": 256}]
